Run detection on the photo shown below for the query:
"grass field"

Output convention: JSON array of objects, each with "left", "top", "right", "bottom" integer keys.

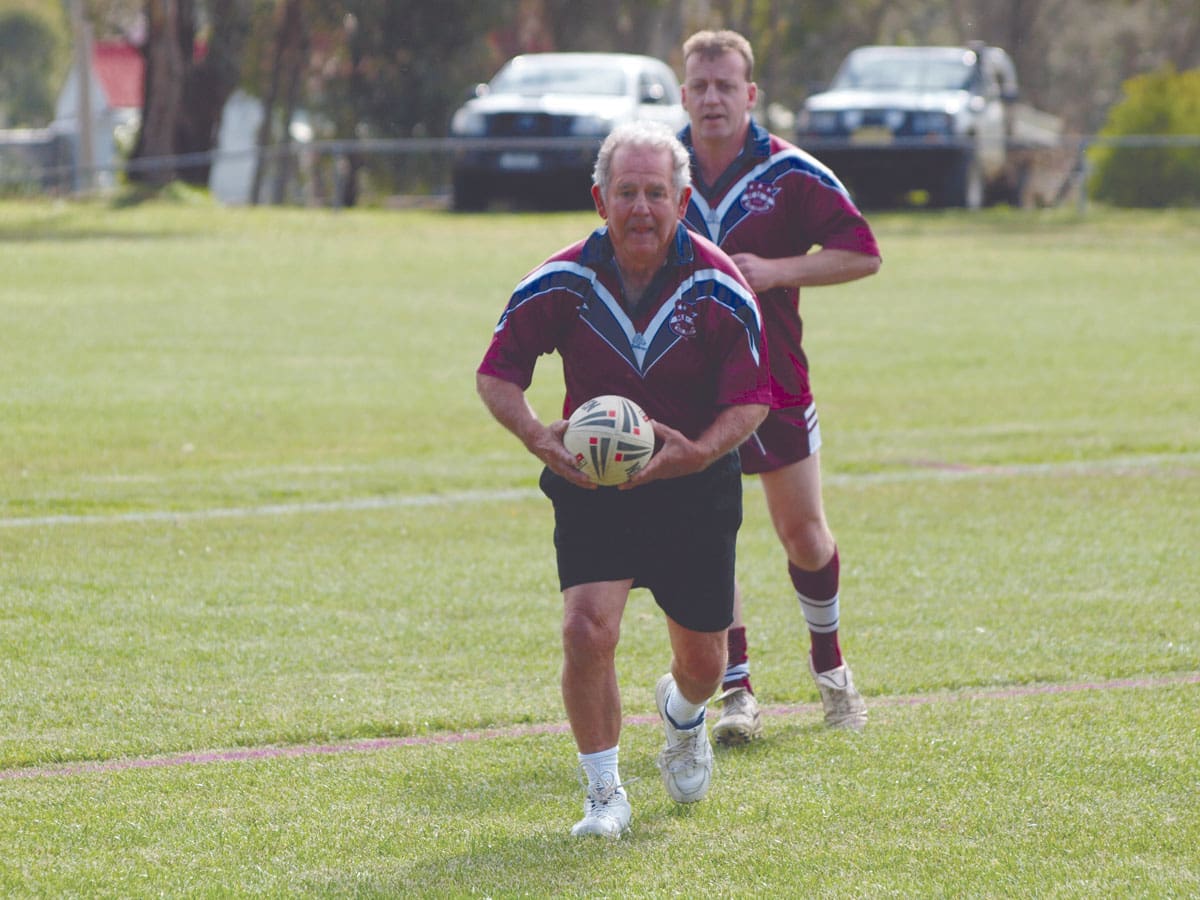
[{"left": 1, "top": 197, "right": 1198, "bottom": 897}]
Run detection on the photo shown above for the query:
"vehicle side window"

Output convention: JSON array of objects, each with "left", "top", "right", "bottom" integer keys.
[
  {"left": 993, "top": 52, "right": 1019, "bottom": 99},
  {"left": 639, "top": 71, "right": 668, "bottom": 104},
  {"left": 989, "top": 69, "right": 1002, "bottom": 98},
  {"left": 659, "top": 66, "right": 681, "bottom": 104},
  {"left": 965, "top": 60, "right": 984, "bottom": 94}
]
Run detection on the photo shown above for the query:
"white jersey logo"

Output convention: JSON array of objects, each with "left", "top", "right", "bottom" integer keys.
[{"left": 741, "top": 180, "right": 781, "bottom": 213}]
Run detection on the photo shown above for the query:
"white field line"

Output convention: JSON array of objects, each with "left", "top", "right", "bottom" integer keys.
[
  {"left": 0, "top": 487, "right": 542, "bottom": 529},
  {"left": 1, "top": 452, "right": 1197, "bottom": 530},
  {"left": 2, "top": 672, "right": 1196, "bottom": 782}
]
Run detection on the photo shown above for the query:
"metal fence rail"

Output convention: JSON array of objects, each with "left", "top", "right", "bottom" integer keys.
[{"left": 1, "top": 132, "right": 1197, "bottom": 208}]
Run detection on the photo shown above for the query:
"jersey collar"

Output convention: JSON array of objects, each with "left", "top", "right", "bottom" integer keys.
[
  {"left": 679, "top": 117, "right": 770, "bottom": 195},
  {"left": 580, "top": 222, "right": 696, "bottom": 269}
]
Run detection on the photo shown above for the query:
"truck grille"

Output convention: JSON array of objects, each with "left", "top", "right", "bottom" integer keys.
[{"left": 487, "top": 113, "right": 574, "bottom": 138}]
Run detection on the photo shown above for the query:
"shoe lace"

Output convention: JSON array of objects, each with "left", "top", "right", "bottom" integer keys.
[
  {"left": 716, "top": 687, "right": 752, "bottom": 716},
  {"left": 657, "top": 729, "right": 706, "bottom": 772},
  {"left": 576, "top": 763, "right": 638, "bottom": 807},
  {"left": 815, "top": 673, "right": 866, "bottom": 727}
]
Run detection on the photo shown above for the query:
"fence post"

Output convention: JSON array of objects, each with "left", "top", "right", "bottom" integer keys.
[
  {"left": 70, "top": 0, "right": 95, "bottom": 195},
  {"left": 1074, "top": 137, "right": 1091, "bottom": 215}
]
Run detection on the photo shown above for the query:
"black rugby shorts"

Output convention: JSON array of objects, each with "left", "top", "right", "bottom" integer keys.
[{"left": 538, "top": 452, "right": 742, "bottom": 633}]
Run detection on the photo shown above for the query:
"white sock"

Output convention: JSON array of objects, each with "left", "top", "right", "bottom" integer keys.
[
  {"left": 579, "top": 746, "right": 621, "bottom": 794},
  {"left": 665, "top": 685, "right": 706, "bottom": 731}
]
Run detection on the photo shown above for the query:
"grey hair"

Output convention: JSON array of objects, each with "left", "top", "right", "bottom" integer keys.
[{"left": 592, "top": 120, "right": 692, "bottom": 198}]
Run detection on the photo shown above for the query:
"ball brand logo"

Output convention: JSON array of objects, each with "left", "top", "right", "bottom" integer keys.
[
  {"left": 741, "top": 180, "right": 781, "bottom": 213},
  {"left": 574, "top": 397, "right": 645, "bottom": 436}
]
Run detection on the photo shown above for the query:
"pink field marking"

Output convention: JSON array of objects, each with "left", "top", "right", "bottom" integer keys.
[{"left": 3, "top": 673, "right": 1196, "bottom": 782}]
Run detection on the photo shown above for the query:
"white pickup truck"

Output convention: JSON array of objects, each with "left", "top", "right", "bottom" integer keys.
[
  {"left": 448, "top": 52, "right": 687, "bottom": 211},
  {"left": 795, "top": 43, "right": 1063, "bottom": 208}
]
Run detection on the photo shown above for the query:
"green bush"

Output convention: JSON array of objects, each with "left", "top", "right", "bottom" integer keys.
[
  {"left": 0, "top": 9, "right": 61, "bottom": 126},
  {"left": 1088, "top": 66, "right": 1200, "bottom": 207}
]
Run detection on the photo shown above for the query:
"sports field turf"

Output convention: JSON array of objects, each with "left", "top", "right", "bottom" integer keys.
[{"left": 1, "top": 199, "right": 1197, "bottom": 896}]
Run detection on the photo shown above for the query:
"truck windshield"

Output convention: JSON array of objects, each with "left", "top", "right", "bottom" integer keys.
[
  {"left": 491, "top": 61, "right": 629, "bottom": 97},
  {"left": 832, "top": 55, "right": 974, "bottom": 92}
]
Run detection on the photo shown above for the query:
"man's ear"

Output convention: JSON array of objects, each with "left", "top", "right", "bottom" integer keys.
[
  {"left": 591, "top": 184, "right": 607, "bottom": 219},
  {"left": 676, "top": 185, "right": 692, "bottom": 218}
]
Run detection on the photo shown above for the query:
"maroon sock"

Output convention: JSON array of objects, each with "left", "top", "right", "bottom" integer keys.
[
  {"left": 789, "top": 551, "right": 844, "bottom": 673},
  {"left": 724, "top": 626, "right": 753, "bottom": 693}
]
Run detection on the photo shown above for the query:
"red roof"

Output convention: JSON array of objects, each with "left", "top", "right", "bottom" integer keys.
[{"left": 92, "top": 41, "right": 143, "bottom": 110}]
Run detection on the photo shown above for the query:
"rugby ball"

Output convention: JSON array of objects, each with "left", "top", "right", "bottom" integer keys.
[{"left": 563, "top": 395, "right": 655, "bottom": 486}]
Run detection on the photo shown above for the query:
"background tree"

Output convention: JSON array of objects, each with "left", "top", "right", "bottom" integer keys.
[
  {"left": 613, "top": 0, "right": 1198, "bottom": 137},
  {"left": 127, "top": 0, "right": 186, "bottom": 186},
  {"left": 0, "top": 8, "right": 63, "bottom": 126},
  {"left": 288, "top": 0, "right": 510, "bottom": 203},
  {"left": 23, "top": 0, "right": 1196, "bottom": 201},
  {"left": 127, "top": 0, "right": 252, "bottom": 187},
  {"left": 83, "top": 0, "right": 143, "bottom": 38},
  {"left": 537, "top": 0, "right": 684, "bottom": 61},
  {"left": 1089, "top": 65, "right": 1200, "bottom": 207},
  {"left": 248, "top": 0, "right": 307, "bottom": 205},
  {"left": 175, "top": 0, "right": 253, "bottom": 186}
]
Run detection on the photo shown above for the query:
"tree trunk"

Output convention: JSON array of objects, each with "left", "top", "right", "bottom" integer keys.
[
  {"left": 175, "top": 0, "right": 252, "bottom": 186},
  {"left": 130, "top": 0, "right": 187, "bottom": 186},
  {"left": 269, "top": 10, "right": 307, "bottom": 205},
  {"left": 1164, "top": 0, "right": 1200, "bottom": 70},
  {"left": 251, "top": 0, "right": 304, "bottom": 206}
]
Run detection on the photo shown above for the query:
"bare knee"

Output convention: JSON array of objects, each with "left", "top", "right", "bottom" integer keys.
[
  {"left": 779, "top": 518, "right": 836, "bottom": 571},
  {"left": 562, "top": 607, "right": 619, "bottom": 664},
  {"left": 762, "top": 458, "right": 837, "bottom": 570},
  {"left": 671, "top": 637, "right": 727, "bottom": 701},
  {"left": 677, "top": 656, "right": 724, "bottom": 695}
]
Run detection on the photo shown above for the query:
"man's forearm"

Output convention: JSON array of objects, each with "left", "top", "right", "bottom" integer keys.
[
  {"left": 788, "top": 248, "right": 881, "bottom": 287},
  {"left": 476, "top": 372, "right": 542, "bottom": 448},
  {"left": 695, "top": 403, "right": 770, "bottom": 463}
]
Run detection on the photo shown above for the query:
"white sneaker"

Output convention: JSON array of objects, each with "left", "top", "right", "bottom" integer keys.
[
  {"left": 570, "top": 782, "right": 632, "bottom": 838},
  {"left": 654, "top": 673, "right": 714, "bottom": 803},
  {"left": 812, "top": 662, "right": 867, "bottom": 731},
  {"left": 712, "top": 686, "right": 764, "bottom": 746}
]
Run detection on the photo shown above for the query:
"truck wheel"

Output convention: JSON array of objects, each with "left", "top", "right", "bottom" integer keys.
[
  {"left": 849, "top": 182, "right": 895, "bottom": 210},
  {"left": 936, "top": 151, "right": 985, "bottom": 209},
  {"left": 1004, "top": 163, "right": 1031, "bottom": 207},
  {"left": 451, "top": 172, "right": 489, "bottom": 212}
]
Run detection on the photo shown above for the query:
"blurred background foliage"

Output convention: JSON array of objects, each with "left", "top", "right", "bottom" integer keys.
[
  {"left": 1089, "top": 66, "right": 1200, "bottom": 207},
  {"left": 2, "top": 0, "right": 1197, "bottom": 204}
]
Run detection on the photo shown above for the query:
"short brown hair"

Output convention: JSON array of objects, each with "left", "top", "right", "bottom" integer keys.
[{"left": 682, "top": 29, "right": 755, "bottom": 81}]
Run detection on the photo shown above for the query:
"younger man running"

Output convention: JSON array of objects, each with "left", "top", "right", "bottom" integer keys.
[{"left": 679, "top": 30, "right": 882, "bottom": 741}]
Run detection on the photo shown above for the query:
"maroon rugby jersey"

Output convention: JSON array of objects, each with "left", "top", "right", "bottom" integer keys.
[
  {"left": 477, "top": 223, "right": 771, "bottom": 441},
  {"left": 681, "top": 120, "right": 880, "bottom": 409}
]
